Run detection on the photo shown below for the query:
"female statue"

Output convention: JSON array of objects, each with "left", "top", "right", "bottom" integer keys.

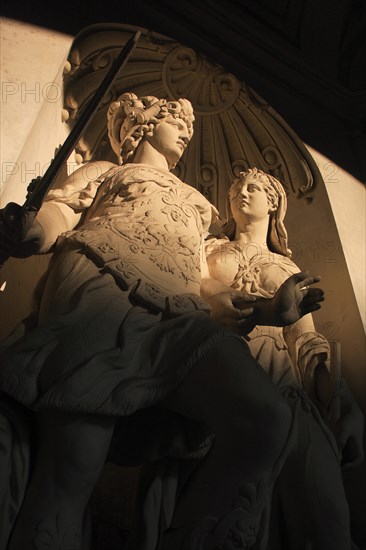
[
  {"left": 202, "top": 167, "right": 364, "bottom": 549},
  {"left": 0, "top": 93, "right": 343, "bottom": 550},
  {"left": 204, "top": 168, "right": 330, "bottom": 393}
]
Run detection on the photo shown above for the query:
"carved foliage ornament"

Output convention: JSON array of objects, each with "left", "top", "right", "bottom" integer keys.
[{"left": 63, "top": 24, "right": 323, "bottom": 214}]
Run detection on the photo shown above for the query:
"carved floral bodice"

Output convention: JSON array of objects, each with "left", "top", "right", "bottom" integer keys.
[
  {"left": 205, "top": 238, "right": 298, "bottom": 299},
  {"left": 205, "top": 237, "right": 299, "bottom": 351},
  {"left": 52, "top": 164, "right": 216, "bottom": 313}
]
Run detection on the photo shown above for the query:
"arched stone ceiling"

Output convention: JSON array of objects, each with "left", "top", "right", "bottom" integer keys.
[{"left": 63, "top": 24, "right": 322, "bottom": 216}]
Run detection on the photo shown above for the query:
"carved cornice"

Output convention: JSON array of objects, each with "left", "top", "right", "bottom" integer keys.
[{"left": 63, "top": 24, "right": 323, "bottom": 214}]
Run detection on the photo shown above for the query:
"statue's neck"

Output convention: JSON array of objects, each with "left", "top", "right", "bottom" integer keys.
[
  {"left": 133, "top": 141, "right": 170, "bottom": 171},
  {"left": 234, "top": 217, "right": 269, "bottom": 248}
]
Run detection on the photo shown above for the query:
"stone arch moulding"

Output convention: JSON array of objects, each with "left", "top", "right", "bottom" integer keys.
[{"left": 63, "top": 23, "right": 323, "bottom": 216}]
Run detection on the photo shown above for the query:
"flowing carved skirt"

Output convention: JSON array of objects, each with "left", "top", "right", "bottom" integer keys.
[
  {"left": 0, "top": 245, "right": 233, "bottom": 415},
  {"left": 0, "top": 244, "right": 242, "bottom": 467},
  {"left": 0, "top": 245, "right": 245, "bottom": 545}
]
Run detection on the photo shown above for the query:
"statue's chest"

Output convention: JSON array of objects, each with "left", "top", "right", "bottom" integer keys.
[
  {"left": 207, "top": 245, "right": 283, "bottom": 297},
  {"left": 65, "top": 173, "right": 209, "bottom": 294},
  {"left": 88, "top": 173, "right": 202, "bottom": 235}
]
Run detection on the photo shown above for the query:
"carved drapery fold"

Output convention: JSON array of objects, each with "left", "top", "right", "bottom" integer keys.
[{"left": 63, "top": 24, "right": 323, "bottom": 215}]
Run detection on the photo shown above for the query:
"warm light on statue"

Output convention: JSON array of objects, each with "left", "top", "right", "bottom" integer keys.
[{"left": 0, "top": 89, "right": 363, "bottom": 550}]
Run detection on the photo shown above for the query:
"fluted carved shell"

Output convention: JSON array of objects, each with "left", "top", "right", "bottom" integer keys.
[{"left": 63, "top": 24, "right": 322, "bottom": 215}]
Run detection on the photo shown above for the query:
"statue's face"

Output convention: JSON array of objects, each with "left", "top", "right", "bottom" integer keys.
[
  {"left": 145, "top": 116, "right": 190, "bottom": 168},
  {"left": 230, "top": 177, "right": 274, "bottom": 222}
]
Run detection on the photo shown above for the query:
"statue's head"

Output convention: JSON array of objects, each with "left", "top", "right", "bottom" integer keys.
[
  {"left": 107, "top": 92, "right": 194, "bottom": 167},
  {"left": 225, "top": 167, "right": 290, "bottom": 256}
]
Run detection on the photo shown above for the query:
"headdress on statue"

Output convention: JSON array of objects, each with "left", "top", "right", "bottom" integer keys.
[
  {"left": 107, "top": 92, "right": 195, "bottom": 165},
  {"left": 225, "top": 167, "right": 291, "bottom": 257}
]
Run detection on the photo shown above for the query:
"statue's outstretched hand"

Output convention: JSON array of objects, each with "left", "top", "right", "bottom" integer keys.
[
  {"left": 205, "top": 272, "right": 324, "bottom": 333},
  {"left": 270, "top": 271, "right": 324, "bottom": 327},
  {"left": 0, "top": 202, "right": 44, "bottom": 264}
]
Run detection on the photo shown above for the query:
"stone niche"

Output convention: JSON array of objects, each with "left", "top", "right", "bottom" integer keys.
[
  {"left": 3, "top": 22, "right": 364, "bottom": 402},
  {"left": 1, "top": 21, "right": 365, "bottom": 547}
]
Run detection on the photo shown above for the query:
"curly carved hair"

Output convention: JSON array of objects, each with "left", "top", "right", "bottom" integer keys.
[
  {"left": 225, "top": 167, "right": 291, "bottom": 257},
  {"left": 107, "top": 92, "right": 194, "bottom": 166}
]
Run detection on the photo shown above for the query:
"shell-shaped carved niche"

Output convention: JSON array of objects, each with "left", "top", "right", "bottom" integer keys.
[{"left": 63, "top": 24, "right": 323, "bottom": 215}]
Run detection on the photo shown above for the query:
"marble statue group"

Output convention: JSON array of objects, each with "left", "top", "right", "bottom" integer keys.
[{"left": 0, "top": 92, "right": 363, "bottom": 550}]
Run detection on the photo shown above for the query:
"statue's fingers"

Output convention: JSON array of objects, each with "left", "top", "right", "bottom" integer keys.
[
  {"left": 230, "top": 307, "right": 245, "bottom": 320},
  {"left": 1, "top": 202, "right": 22, "bottom": 225},
  {"left": 287, "top": 271, "right": 310, "bottom": 286},
  {"left": 0, "top": 206, "right": 22, "bottom": 246},
  {"left": 302, "top": 288, "right": 324, "bottom": 302},
  {"left": 231, "top": 293, "right": 256, "bottom": 308},
  {"left": 300, "top": 303, "right": 322, "bottom": 315},
  {"left": 298, "top": 275, "right": 321, "bottom": 289},
  {"left": 0, "top": 225, "right": 19, "bottom": 249},
  {"left": 238, "top": 307, "right": 254, "bottom": 319},
  {"left": 229, "top": 306, "right": 254, "bottom": 323},
  {"left": 300, "top": 290, "right": 324, "bottom": 308}
]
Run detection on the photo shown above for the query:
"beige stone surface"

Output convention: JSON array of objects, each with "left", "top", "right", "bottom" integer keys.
[
  {"left": 0, "top": 17, "right": 72, "bottom": 204},
  {"left": 306, "top": 145, "right": 366, "bottom": 332},
  {"left": 0, "top": 18, "right": 72, "bottom": 337}
]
